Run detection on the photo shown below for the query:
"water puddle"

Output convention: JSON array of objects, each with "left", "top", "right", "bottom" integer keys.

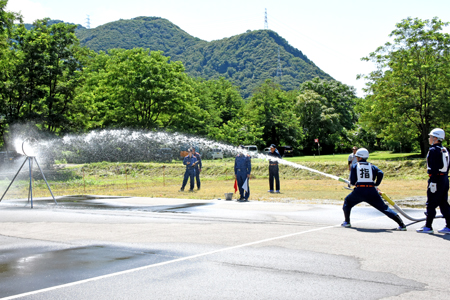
[
  {"left": 1, "top": 195, "right": 211, "bottom": 213},
  {"left": 0, "top": 245, "right": 174, "bottom": 298}
]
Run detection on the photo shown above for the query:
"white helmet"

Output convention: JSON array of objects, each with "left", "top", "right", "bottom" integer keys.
[
  {"left": 355, "top": 148, "right": 369, "bottom": 159},
  {"left": 429, "top": 128, "right": 445, "bottom": 140}
]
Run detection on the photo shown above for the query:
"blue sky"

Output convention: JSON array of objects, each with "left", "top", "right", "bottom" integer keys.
[{"left": 7, "top": 0, "right": 450, "bottom": 96}]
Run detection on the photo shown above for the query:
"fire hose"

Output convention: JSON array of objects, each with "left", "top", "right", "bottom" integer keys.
[{"left": 270, "top": 155, "right": 441, "bottom": 224}]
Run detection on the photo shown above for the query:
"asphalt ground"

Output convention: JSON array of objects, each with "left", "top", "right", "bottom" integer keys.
[{"left": 0, "top": 196, "right": 449, "bottom": 300}]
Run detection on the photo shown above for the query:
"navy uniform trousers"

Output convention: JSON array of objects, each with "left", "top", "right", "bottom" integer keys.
[
  {"left": 343, "top": 187, "right": 399, "bottom": 222},
  {"left": 269, "top": 165, "right": 280, "bottom": 191},
  {"left": 236, "top": 172, "right": 250, "bottom": 200},
  {"left": 181, "top": 169, "right": 195, "bottom": 190},
  {"left": 426, "top": 175, "right": 450, "bottom": 228}
]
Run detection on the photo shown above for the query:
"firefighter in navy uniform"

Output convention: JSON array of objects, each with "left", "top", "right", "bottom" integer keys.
[
  {"left": 192, "top": 146, "right": 202, "bottom": 190},
  {"left": 417, "top": 128, "right": 450, "bottom": 234},
  {"left": 235, "top": 145, "right": 251, "bottom": 202},
  {"left": 342, "top": 148, "right": 407, "bottom": 230},
  {"left": 179, "top": 148, "right": 198, "bottom": 192},
  {"left": 267, "top": 144, "right": 282, "bottom": 193}
]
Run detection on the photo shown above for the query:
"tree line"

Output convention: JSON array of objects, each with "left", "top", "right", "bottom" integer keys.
[{"left": 2, "top": 1, "right": 450, "bottom": 157}]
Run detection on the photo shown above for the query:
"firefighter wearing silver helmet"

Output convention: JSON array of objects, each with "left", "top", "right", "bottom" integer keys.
[
  {"left": 342, "top": 147, "right": 407, "bottom": 230},
  {"left": 355, "top": 148, "right": 369, "bottom": 159},
  {"left": 417, "top": 128, "right": 450, "bottom": 234}
]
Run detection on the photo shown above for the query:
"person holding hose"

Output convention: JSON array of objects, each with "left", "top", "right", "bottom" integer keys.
[
  {"left": 417, "top": 128, "right": 450, "bottom": 234},
  {"left": 342, "top": 148, "right": 407, "bottom": 230}
]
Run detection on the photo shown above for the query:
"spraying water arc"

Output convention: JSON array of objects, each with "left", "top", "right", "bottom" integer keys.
[
  {"left": 246, "top": 151, "right": 437, "bottom": 223},
  {"left": 2, "top": 128, "right": 435, "bottom": 221}
]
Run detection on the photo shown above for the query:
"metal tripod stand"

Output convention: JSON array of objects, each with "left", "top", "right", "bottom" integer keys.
[{"left": 0, "top": 156, "right": 57, "bottom": 208}]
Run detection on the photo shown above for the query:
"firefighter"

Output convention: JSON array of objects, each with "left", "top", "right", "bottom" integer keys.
[
  {"left": 179, "top": 148, "right": 197, "bottom": 192},
  {"left": 235, "top": 145, "right": 251, "bottom": 202},
  {"left": 267, "top": 144, "right": 282, "bottom": 193},
  {"left": 417, "top": 128, "right": 450, "bottom": 234},
  {"left": 342, "top": 148, "right": 406, "bottom": 230}
]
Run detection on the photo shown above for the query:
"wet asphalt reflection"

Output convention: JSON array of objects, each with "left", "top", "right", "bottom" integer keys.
[
  {"left": 1, "top": 196, "right": 211, "bottom": 213},
  {"left": 0, "top": 244, "right": 179, "bottom": 298}
]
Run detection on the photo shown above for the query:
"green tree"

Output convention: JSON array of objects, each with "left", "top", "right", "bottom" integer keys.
[
  {"left": 0, "top": 0, "right": 21, "bottom": 145},
  {"left": 246, "top": 79, "right": 302, "bottom": 150},
  {"left": 295, "top": 90, "right": 340, "bottom": 154},
  {"left": 0, "top": 18, "right": 85, "bottom": 144},
  {"left": 359, "top": 17, "right": 450, "bottom": 156},
  {"left": 0, "top": 0, "right": 19, "bottom": 39},
  {"left": 299, "top": 78, "right": 358, "bottom": 153},
  {"left": 169, "top": 77, "right": 246, "bottom": 135},
  {"left": 206, "top": 117, "right": 264, "bottom": 146},
  {"left": 82, "top": 48, "right": 193, "bottom": 129}
]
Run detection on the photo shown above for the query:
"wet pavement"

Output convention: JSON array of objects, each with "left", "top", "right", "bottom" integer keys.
[
  {"left": 1, "top": 195, "right": 212, "bottom": 213},
  {"left": 0, "top": 242, "right": 177, "bottom": 298},
  {"left": 0, "top": 196, "right": 449, "bottom": 299}
]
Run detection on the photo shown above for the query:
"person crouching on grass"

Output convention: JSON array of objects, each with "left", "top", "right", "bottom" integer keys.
[{"left": 341, "top": 148, "right": 407, "bottom": 231}]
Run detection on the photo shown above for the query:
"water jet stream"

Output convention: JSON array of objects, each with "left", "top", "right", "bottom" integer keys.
[{"left": 8, "top": 129, "right": 434, "bottom": 222}]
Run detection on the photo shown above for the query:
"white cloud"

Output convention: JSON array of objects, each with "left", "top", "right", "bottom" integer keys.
[{"left": 6, "top": 0, "right": 49, "bottom": 23}]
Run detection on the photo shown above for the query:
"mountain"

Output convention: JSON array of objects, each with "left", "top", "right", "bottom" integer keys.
[
  {"left": 29, "top": 17, "right": 334, "bottom": 98},
  {"left": 76, "top": 17, "right": 203, "bottom": 61},
  {"left": 181, "top": 29, "right": 333, "bottom": 97},
  {"left": 24, "top": 19, "right": 86, "bottom": 31}
]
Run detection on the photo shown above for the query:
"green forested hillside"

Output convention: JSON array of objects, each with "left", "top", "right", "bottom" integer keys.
[
  {"left": 76, "top": 17, "right": 204, "bottom": 61},
  {"left": 183, "top": 30, "right": 333, "bottom": 97},
  {"left": 73, "top": 17, "right": 333, "bottom": 98}
]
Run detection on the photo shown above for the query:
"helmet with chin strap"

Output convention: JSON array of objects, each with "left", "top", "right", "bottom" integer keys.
[
  {"left": 429, "top": 128, "right": 445, "bottom": 141},
  {"left": 355, "top": 148, "right": 369, "bottom": 159}
]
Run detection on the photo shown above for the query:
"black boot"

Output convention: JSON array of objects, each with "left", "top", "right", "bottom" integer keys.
[{"left": 392, "top": 214, "right": 406, "bottom": 231}]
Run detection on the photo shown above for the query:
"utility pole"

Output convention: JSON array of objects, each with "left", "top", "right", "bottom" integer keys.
[
  {"left": 264, "top": 8, "right": 268, "bottom": 29},
  {"left": 86, "top": 15, "right": 91, "bottom": 29}
]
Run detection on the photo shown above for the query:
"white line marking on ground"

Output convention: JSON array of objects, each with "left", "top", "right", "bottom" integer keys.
[{"left": 1, "top": 217, "right": 382, "bottom": 300}]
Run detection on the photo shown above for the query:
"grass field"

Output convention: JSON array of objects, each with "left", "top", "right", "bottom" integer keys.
[
  {"left": 285, "top": 151, "right": 422, "bottom": 162},
  {"left": 0, "top": 151, "right": 430, "bottom": 207}
]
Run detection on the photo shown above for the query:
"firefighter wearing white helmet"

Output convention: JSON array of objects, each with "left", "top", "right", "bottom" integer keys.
[
  {"left": 355, "top": 148, "right": 369, "bottom": 159},
  {"left": 417, "top": 128, "right": 450, "bottom": 234},
  {"left": 342, "top": 147, "right": 406, "bottom": 230}
]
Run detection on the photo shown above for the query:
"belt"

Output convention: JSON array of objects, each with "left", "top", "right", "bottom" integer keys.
[
  {"left": 269, "top": 164, "right": 278, "bottom": 166},
  {"left": 429, "top": 173, "right": 447, "bottom": 176},
  {"left": 356, "top": 184, "right": 374, "bottom": 188}
]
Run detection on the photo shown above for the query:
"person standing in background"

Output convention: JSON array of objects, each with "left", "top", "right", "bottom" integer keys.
[
  {"left": 179, "top": 148, "right": 197, "bottom": 192},
  {"left": 348, "top": 146, "right": 358, "bottom": 171},
  {"left": 235, "top": 145, "right": 251, "bottom": 202},
  {"left": 192, "top": 146, "right": 202, "bottom": 190},
  {"left": 267, "top": 144, "right": 282, "bottom": 193}
]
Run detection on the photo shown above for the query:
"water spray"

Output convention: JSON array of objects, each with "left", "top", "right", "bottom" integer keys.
[
  {"left": 247, "top": 151, "right": 437, "bottom": 223},
  {"left": 0, "top": 138, "right": 57, "bottom": 208},
  {"left": 2, "top": 129, "right": 434, "bottom": 221}
]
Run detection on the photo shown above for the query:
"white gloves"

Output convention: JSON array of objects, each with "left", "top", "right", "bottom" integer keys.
[{"left": 429, "top": 182, "right": 437, "bottom": 193}]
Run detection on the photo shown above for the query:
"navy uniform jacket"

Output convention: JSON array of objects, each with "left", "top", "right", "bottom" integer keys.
[
  {"left": 427, "top": 142, "right": 449, "bottom": 182},
  {"left": 193, "top": 152, "right": 202, "bottom": 169},
  {"left": 183, "top": 155, "right": 198, "bottom": 170},
  {"left": 349, "top": 161, "right": 383, "bottom": 186},
  {"left": 268, "top": 149, "right": 282, "bottom": 165},
  {"left": 235, "top": 154, "right": 251, "bottom": 175}
]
